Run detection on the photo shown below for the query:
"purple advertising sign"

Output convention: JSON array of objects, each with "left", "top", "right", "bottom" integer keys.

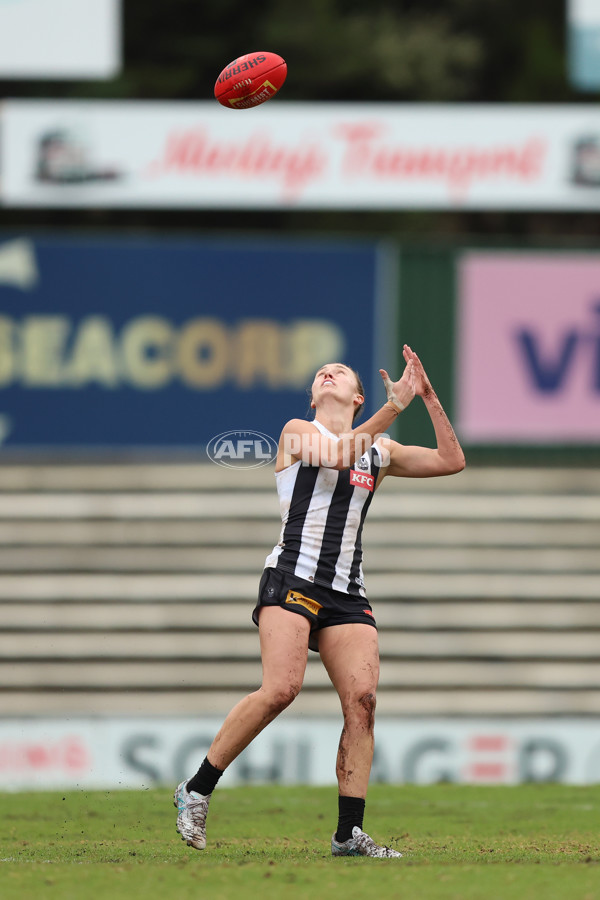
[{"left": 457, "top": 252, "right": 600, "bottom": 443}]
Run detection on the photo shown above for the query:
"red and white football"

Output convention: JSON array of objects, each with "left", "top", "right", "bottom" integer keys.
[{"left": 214, "top": 51, "right": 287, "bottom": 110}]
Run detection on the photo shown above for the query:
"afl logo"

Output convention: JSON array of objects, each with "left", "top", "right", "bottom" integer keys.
[{"left": 207, "top": 430, "right": 277, "bottom": 469}]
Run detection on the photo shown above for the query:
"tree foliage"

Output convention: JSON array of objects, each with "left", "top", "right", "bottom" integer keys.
[
  {"left": 0, "top": 0, "right": 597, "bottom": 237},
  {"left": 0, "top": 0, "right": 577, "bottom": 103}
]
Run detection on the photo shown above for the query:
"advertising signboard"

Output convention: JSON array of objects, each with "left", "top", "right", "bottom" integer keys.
[
  {"left": 457, "top": 252, "right": 600, "bottom": 444},
  {"left": 3, "top": 101, "right": 600, "bottom": 209},
  {"left": 2, "top": 716, "right": 600, "bottom": 789},
  {"left": 0, "top": 0, "right": 120, "bottom": 79},
  {"left": 0, "top": 235, "right": 389, "bottom": 450},
  {"left": 568, "top": 0, "right": 600, "bottom": 91}
]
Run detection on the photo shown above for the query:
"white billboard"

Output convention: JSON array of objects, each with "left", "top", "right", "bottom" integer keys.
[
  {"left": 1, "top": 717, "right": 600, "bottom": 789},
  {"left": 2, "top": 101, "right": 600, "bottom": 209},
  {"left": 0, "top": 0, "right": 121, "bottom": 79}
]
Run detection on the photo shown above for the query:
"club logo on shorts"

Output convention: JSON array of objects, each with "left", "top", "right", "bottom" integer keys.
[
  {"left": 285, "top": 590, "right": 323, "bottom": 616},
  {"left": 350, "top": 469, "right": 374, "bottom": 492}
]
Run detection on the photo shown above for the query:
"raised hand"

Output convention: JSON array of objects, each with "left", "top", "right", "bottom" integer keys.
[
  {"left": 402, "top": 344, "right": 432, "bottom": 398},
  {"left": 379, "top": 357, "right": 415, "bottom": 412}
]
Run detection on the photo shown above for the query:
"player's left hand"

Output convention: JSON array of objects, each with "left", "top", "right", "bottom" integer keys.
[
  {"left": 402, "top": 345, "right": 432, "bottom": 398},
  {"left": 379, "top": 359, "right": 415, "bottom": 412}
]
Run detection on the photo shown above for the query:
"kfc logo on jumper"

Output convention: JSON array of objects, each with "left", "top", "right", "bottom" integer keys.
[{"left": 350, "top": 469, "right": 374, "bottom": 491}]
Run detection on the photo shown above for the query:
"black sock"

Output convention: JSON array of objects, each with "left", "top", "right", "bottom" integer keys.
[
  {"left": 335, "top": 795, "right": 366, "bottom": 843},
  {"left": 186, "top": 757, "right": 224, "bottom": 796}
]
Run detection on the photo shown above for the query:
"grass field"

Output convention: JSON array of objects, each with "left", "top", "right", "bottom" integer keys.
[{"left": 1, "top": 784, "right": 599, "bottom": 900}]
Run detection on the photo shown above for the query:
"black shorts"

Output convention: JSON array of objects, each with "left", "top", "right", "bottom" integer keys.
[{"left": 252, "top": 567, "right": 377, "bottom": 652}]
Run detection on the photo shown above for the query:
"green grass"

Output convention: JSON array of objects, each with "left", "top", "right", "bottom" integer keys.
[{"left": 1, "top": 784, "right": 599, "bottom": 900}]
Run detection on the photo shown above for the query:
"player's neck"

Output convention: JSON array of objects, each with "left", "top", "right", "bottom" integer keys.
[{"left": 314, "top": 408, "right": 354, "bottom": 437}]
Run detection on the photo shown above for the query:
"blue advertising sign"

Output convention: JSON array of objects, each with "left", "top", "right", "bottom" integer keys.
[{"left": 0, "top": 234, "right": 394, "bottom": 450}]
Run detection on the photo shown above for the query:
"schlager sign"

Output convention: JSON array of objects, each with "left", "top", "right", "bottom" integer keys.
[
  {"left": 2, "top": 100, "right": 600, "bottom": 209},
  {"left": 2, "top": 716, "right": 600, "bottom": 789}
]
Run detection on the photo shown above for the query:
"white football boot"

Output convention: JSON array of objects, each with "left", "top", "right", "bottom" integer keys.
[
  {"left": 174, "top": 780, "right": 211, "bottom": 850},
  {"left": 331, "top": 826, "right": 402, "bottom": 858}
]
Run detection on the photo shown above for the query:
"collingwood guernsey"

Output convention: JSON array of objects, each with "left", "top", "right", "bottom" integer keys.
[{"left": 264, "top": 420, "right": 383, "bottom": 598}]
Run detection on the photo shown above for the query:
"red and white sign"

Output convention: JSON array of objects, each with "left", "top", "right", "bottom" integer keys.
[
  {"left": 2, "top": 101, "right": 600, "bottom": 208},
  {"left": 457, "top": 252, "right": 600, "bottom": 443}
]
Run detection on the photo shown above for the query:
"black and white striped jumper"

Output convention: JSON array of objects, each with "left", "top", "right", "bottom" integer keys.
[{"left": 264, "top": 420, "right": 383, "bottom": 599}]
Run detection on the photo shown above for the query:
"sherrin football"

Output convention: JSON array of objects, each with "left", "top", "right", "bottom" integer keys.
[{"left": 214, "top": 51, "right": 287, "bottom": 109}]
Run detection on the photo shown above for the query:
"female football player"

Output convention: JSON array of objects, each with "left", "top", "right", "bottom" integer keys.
[{"left": 175, "top": 344, "right": 465, "bottom": 857}]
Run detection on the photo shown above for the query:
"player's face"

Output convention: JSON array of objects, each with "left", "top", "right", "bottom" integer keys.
[{"left": 311, "top": 363, "right": 363, "bottom": 409}]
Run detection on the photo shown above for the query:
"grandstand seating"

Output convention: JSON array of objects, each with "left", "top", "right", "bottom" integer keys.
[{"left": 0, "top": 462, "right": 599, "bottom": 718}]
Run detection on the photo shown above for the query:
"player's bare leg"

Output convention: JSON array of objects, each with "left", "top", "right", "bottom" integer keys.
[
  {"left": 319, "top": 623, "right": 402, "bottom": 858},
  {"left": 175, "top": 606, "right": 310, "bottom": 849},
  {"left": 318, "top": 622, "right": 379, "bottom": 797},
  {"left": 208, "top": 605, "right": 311, "bottom": 769}
]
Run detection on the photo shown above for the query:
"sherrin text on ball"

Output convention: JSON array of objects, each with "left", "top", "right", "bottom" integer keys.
[{"left": 214, "top": 51, "right": 287, "bottom": 109}]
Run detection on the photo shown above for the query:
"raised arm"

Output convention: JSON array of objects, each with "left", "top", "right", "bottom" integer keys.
[
  {"left": 276, "top": 359, "right": 417, "bottom": 471},
  {"left": 381, "top": 345, "right": 466, "bottom": 478}
]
